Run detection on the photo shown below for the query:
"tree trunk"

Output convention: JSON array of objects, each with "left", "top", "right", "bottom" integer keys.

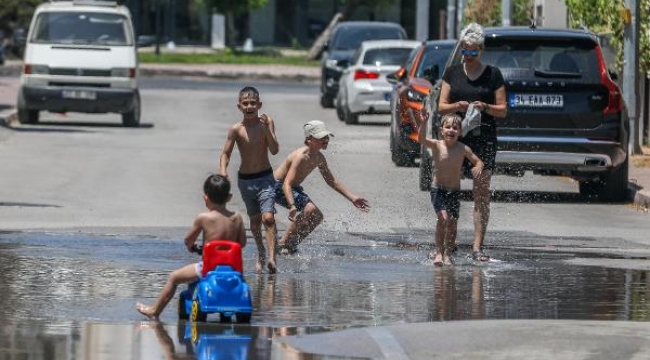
[{"left": 306, "top": 12, "right": 343, "bottom": 60}]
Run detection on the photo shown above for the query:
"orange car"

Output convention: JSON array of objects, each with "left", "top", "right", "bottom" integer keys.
[{"left": 387, "top": 40, "right": 455, "bottom": 166}]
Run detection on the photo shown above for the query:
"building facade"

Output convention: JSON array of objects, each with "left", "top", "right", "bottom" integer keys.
[{"left": 124, "top": 0, "right": 448, "bottom": 48}]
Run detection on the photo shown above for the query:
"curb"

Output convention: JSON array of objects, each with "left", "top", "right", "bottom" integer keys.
[
  {"left": 0, "top": 108, "right": 17, "bottom": 128},
  {"left": 137, "top": 67, "right": 319, "bottom": 83},
  {"left": 629, "top": 184, "right": 650, "bottom": 210}
]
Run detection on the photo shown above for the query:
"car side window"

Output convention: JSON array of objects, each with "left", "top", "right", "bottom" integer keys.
[{"left": 404, "top": 47, "right": 420, "bottom": 75}]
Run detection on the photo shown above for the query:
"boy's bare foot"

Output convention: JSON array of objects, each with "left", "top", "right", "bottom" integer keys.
[
  {"left": 267, "top": 260, "right": 277, "bottom": 274},
  {"left": 443, "top": 254, "right": 453, "bottom": 266},
  {"left": 256, "top": 252, "right": 267, "bottom": 273},
  {"left": 135, "top": 303, "right": 158, "bottom": 320},
  {"left": 431, "top": 252, "right": 443, "bottom": 267}
]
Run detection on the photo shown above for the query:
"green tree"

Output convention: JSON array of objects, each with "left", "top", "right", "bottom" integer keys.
[
  {"left": 0, "top": 0, "right": 42, "bottom": 36},
  {"left": 565, "top": 0, "right": 649, "bottom": 74},
  {"left": 194, "top": 0, "right": 267, "bottom": 45},
  {"left": 464, "top": 0, "right": 536, "bottom": 28}
]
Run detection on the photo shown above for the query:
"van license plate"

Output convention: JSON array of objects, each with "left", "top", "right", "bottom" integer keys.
[
  {"left": 510, "top": 94, "right": 563, "bottom": 108},
  {"left": 62, "top": 90, "right": 97, "bottom": 100}
]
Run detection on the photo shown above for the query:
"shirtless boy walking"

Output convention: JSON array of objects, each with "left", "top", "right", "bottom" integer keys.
[
  {"left": 418, "top": 113, "right": 483, "bottom": 266},
  {"left": 220, "top": 86, "right": 279, "bottom": 273},
  {"left": 274, "top": 120, "right": 370, "bottom": 254}
]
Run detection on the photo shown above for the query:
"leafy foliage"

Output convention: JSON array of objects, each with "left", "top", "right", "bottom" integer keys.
[
  {"left": 464, "top": 0, "right": 534, "bottom": 27},
  {"left": 565, "top": 0, "right": 649, "bottom": 74},
  {"left": 194, "top": 0, "right": 268, "bottom": 15},
  {"left": 0, "top": 0, "right": 41, "bottom": 35}
]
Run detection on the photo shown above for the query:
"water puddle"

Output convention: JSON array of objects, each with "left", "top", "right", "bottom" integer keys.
[{"left": 1, "top": 231, "right": 650, "bottom": 359}]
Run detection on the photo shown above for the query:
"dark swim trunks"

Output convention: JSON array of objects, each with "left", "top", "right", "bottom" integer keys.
[
  {"left": 274, "top": 179, "right": 311, "bottom": 211},
  {"left": 430, "top": 185, "right": 460, "bottom": 219}
]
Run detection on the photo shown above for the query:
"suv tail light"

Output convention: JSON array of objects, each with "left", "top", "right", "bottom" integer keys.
[
  {"left": 595, "top": 46, "right": 622, "bottom": 115},
  {"left": 354, "top": 69, "right": 379, "bottom": 80}
]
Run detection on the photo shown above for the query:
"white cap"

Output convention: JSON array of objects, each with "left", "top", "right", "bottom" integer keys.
[{"left": 303, "top": 120, "right": 334, "bottom": 139}]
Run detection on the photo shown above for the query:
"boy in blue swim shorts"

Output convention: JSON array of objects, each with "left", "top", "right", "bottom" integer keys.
[
  {"left": 273, "top": 120, "right": 370, "bottom": 255},
  {"left": 136, "top": 175, "right": 246, "bottom": 319},
  {"left": 418, "top": 113, "right": 484, "bottom": 266},
  {"left": 219, "top": 86, "right": 280, "bottom": 273}
]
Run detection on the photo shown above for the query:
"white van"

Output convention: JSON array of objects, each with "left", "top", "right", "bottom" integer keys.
[{"left": 18, "top": 0, "right": 140, "bottom": 127}]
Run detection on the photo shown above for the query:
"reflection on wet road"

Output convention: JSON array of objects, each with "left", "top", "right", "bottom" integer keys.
[{"left": 1, "top": 231, "right": 650, "bottom": 359}]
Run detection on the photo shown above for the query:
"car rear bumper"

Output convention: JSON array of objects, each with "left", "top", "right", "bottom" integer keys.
[
  {"left": 22, "top": 85, "right": 137, "bottom": 113},
  {"left": 496, "top": 151, "right": 612, "bottom": 172}
]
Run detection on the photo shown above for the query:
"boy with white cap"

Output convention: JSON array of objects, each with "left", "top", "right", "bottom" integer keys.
[{"left": 273, "top": 120, "right": 370, "bottom": 254}]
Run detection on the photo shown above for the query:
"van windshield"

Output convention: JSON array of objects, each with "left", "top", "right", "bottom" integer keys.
[{"left": 31, "top": 11, "right": 132, "bottom": 46}]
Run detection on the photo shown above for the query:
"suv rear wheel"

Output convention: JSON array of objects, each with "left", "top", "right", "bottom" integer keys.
[{"left": 579, "top": 160, "right": 629, "bottom": 202}]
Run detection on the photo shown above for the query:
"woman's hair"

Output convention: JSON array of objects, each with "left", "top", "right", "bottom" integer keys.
[
  {"left": 440, "top": 113, "right": 462, "bottom": 130},
  {"left": 460, "top": 22, "right": 485, "bottom": 47}
]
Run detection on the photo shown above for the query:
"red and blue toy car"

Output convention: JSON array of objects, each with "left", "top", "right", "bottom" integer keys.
[{"left": 178, "top": 240, "right": 252, "bottom": 323}]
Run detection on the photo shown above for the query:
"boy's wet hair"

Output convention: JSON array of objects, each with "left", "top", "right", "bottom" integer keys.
[
  {"left": 440, "top": 113, "right": 462, "bottom": 129},
  {"left": 239, "top": 86, "right": 260, "bottom": 101},
  {"left": 204, "top": 174, "right": 230, "bottom": 204}
]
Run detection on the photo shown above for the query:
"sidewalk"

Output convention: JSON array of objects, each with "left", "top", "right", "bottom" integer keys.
[{"left": 1, "top": 61, "right": 649, "bottom": 210}]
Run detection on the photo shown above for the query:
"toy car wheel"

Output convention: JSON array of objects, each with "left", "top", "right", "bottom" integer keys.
[
  {"left": 178, "top": 297, "right": 189, "bottom": 320},
  {"left": 190, "top": 299, "right": 207, "bottom": 322},
  {"left": 236, "top": 312, "right": 252, "bottom": 324}
]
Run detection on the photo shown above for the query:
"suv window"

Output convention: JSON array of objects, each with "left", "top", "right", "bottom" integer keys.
[
  {"left": 415, "top": 46, "right": 453, "bottom": 78},
  {"left": 331, "top": 27, "right": 405, "bottom": 50},
  {"left": 31, "top": 12, "right": 132, "bottom": 46},
  {"left": 363, "top": 48, "right": 412, "bottom": 66},
  {"left": 451, "top": 38, "right": 600, "bottom": 82}
]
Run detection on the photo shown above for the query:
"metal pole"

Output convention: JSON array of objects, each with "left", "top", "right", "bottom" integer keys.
[
  {"left": 446, "top": 0, "right": 456, "bottom": 39},
  {"left": 415, "top": 0, "right": 430, "bottom": 41},
  {"left": 502, "top": 0, "right": 511, "bottom": 26},
  {"left": 623, "top": 0, "right": 641, "bottom": 154},
  {"left": 456, "top": 0, "right": 465, "bottom": 37}
]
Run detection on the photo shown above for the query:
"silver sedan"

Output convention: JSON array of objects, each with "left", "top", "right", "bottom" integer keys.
[{"left": 336, "top": 39, "right": 420, "bottom": 125}]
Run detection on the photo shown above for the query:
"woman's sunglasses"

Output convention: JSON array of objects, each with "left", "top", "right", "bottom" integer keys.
[{"left": 461, "top": 49, "right": 480, "bottom": 57}]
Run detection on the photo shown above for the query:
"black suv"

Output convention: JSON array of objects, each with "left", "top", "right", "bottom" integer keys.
[
  {"left": 424, "top": 26, "right": 629, "bottom": 201},
  {"left": 320, "top": 21, "right": 407, "bottom": 108}
]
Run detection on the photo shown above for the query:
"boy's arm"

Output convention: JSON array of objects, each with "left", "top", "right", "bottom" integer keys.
[
  {"left": 219, "top": 126, "right": 237, "bottom": 177},
  {"left": 318, "top": 158, "right": 370, "bottom": 212},
  {"left": 282, "top": 153, "right": 302, "bottom": 221},
  {"left": 417, "top": 111, "right": 439, "bottom": 150},
  {"left": 237, "top": 214, "right": 247, "bottom": 248},
  {"left": 184, "top": 215, "right": 203, "bottom": 252},
  {"left": 465, "top": 145, "right": 484, "bottom": 179},
  {"left": 260, "top": 114, "right": 279, "bottom": 155}
]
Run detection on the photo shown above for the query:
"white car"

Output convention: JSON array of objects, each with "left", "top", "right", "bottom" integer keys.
[
  {"left": 18, "top": 0, "right": 140, "bottom": 127},
  {"left": 335, "top": 39, "right": 420, "bottom": 125}
]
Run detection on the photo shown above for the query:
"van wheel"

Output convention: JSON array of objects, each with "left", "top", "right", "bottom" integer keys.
[
  {"left": 122, "top": 90, "right": 141, "bottom": 127},
  {"left": 17, "top": 90, "right": 39, "bottom": 124}
]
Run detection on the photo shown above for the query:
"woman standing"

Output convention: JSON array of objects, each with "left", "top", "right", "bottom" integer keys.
[{"left": 437, "top": 22, "right": 507, "bottom": 261}]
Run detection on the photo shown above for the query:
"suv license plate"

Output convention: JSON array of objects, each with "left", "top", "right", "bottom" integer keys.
[
  {"left": 62, "top": 90, "right": 97, "bottom": 100},
  {"left": 510, "top": 94, "right": 563, "bottom": 108}
]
